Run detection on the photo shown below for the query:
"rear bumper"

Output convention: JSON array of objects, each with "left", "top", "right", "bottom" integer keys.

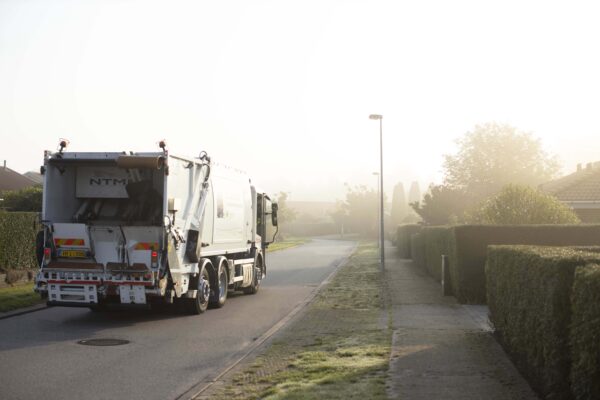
[{"left": 46, "top": 301, "right": 151, "bottom": 309}]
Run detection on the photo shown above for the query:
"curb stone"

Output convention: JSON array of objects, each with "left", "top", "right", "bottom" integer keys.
[{"left": 0, "top": 303, "right": 47, "bottom": 320}]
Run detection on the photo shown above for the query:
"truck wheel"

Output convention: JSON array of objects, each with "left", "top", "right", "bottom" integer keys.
[
  {"left": 243, "top": 257, "right": 262, "bottom": 295},
  {"left": 186, "top": 265, "right": 211, "bottom": 315},
  {"left": 209, "top": 262, "right": 228, "bottom": 308}
]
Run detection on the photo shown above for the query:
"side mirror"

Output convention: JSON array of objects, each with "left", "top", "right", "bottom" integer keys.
[{"left": 271, "top": 203, "right": 279, "bottom": 226}]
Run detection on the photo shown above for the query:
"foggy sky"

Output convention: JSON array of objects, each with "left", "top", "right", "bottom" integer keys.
[{"left": 1, "top": 0, "right": 599, "bottom": 202}]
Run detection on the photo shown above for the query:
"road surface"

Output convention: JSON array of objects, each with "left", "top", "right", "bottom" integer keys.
[{"left": 0, "top": 238, "right": 356, "bottom": 400}]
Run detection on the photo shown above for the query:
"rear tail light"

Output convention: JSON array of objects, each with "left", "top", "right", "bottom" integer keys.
[
  {"left": 151, "top": 250, "right": 158, "bottom": 268},
  {"left": 43, "top": 248, "right": 51, "bottom": 266}
]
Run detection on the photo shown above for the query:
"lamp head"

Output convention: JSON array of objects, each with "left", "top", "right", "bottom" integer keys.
[
  {"left": 369, "top": 114, "right": 382, "bottom": 120},
  {"left": 58, "top": 138, "right": 69, "bottom": 153}
]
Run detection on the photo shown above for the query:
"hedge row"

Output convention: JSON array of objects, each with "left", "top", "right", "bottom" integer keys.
[
  {"left": 407, "top": 224, "right": 600, "bottom": 303},
  {"left": 570, "top": 264, "right": 600, "bottom": 400},
  {"left": 420, "top": 227, "right": 453, "bottom": 283},
  {"left": 0, "top": 212, "right": 39, "bottom": 271},
  {"left": 486, "top": 246, "right": 600, "bottom": 400},
  {"left": 410, "top": 231, "right": 426, "bottom": 269},
  {"left": 395, "top": 224, "right": 422, "bottom": 258}
]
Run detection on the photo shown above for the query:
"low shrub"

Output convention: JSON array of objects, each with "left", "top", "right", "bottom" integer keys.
[
  {"left": 486, "top": 246, "right": 600, "bottom": 399},
  {"left": 0, "top": 212, "right": 39, "bottom": 271},
  {"left": 395, "top": 224, "right": 421, "bottom": 258},
  {"left": 5, "top": 269, "right": 34, "bottom": 284},
  {"left": 570, "top": 263, "right": 600, "bottom": 400}
]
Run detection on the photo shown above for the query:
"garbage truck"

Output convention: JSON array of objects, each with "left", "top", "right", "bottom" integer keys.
[{"left": 33, "top": 141, "right": 278, "bottom": 314}]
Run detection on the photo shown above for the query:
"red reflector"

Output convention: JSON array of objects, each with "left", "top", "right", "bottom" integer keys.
[
  {"left": 151, "top": 251, "right": 158, "bottom": 258},
  {"left": 44, "top": 248, "right": 51, "bottom": 258},
  {"left": 144, "top": 273, "right": 152, "bottom": 280}
]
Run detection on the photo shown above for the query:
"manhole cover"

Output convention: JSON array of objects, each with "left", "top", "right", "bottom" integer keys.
[{"left": 77, "top": 338, "right": 130, "bottom": 346}]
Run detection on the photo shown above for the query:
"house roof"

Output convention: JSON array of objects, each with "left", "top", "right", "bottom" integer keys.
[
  {"left": 0, "top": 166, "right": 38, "bottom": 192},
  {"left": 540, "top": 162, "right": 600, "bottom": 202},
  {"left": 23, "top": 171, "right": 43, "bottom": 185}
]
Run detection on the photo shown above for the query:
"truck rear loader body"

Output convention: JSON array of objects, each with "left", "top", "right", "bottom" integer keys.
[{"left": 34, "top": 146, "right": 278, "bottom": 314}]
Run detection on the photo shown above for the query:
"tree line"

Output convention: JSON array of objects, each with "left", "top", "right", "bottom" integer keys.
[
  {"left": 410, "top": 122, "right": 578, "bottom": 225},
  {"left": 330, "top": 122, "right": 579, "bottom": 237}
]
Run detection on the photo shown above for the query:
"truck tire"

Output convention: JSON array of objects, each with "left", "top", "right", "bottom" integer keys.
[
  {"left": 186, "top": 263, "right": 211, "bottom": 315},
  {"left": 243, "top": 257, "right": 262, "bottom": 295},
  {"left": 209, "top": 261, "right": 228, "bottom": 308}
]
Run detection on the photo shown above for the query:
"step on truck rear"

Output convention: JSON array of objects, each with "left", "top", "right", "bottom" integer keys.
[{"left": 34, "top": 142, "right": 278, "bottom": 314}]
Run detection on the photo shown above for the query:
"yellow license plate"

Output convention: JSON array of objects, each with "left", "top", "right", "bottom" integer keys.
[{"left": 59, "top": 250, "right": 87, "bottom": 258}]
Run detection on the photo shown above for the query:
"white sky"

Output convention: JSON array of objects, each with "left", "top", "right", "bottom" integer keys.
[{"left": 1, "top": 0, "right": 599, "bottom": 201}]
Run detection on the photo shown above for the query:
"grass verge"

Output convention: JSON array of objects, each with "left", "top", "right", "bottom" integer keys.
[
  {"left": 267, "top": 238, "right": 309, "bottom": 252},
  {"left": 207, "top": 242, "right": 390, "bottom": 400},
  {"left": 0, "top": 282, "right": 43, "bottom": 313}
]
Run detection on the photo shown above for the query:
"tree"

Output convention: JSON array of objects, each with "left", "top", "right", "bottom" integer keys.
[
  {"left": 408, "top": 181, "right": 421, "bottom": 204},
  {"left": 274, "top": 191, "right": 296, "bottom": 225},
  {"left": 1, "top": 186, "right": 42, "bottom": 211},
  {"left": 332, "top": 184, "right": 385, "bottom": 237},
  {"left": 330, "top": 200, "right": 349, "bottom": 234},
  {"left": 390, "top": 182, "right": 408, "bottom": 227},
  {"left": 443, "top": 122, "right": 560, "bottom": 200},
  {"left": 411, "top": 184, "right": 472, "bottom": 225},
  {"left": 468, "top": 184, "right": 580, "bottom": 225}
]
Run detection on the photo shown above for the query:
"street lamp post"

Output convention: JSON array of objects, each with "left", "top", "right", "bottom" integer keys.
[
  {"left": 372, "top": 172, "right": 380, "bottom": 249},
  {"left": 369, "top": 114, "right": 384, "bottom": 270}
]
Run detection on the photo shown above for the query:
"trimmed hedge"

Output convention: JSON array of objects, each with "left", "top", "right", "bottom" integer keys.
[
  {"left": 411, "top": 224, "right": 600, "bottom": 304},
  {"left": 571, "top": 263, "right": 600, "bottom": 400},
  {"left": 410, "top": 232, "right": 426, "bottom": 270},
  {"left": 454, "top": 225, "right": 600, "bottom": 303},
  {"left": 0, "top": 212, "right": 38, "bottom": 271},
  {"left": 486, "top": 246, "right": 600, "bottom": 400},
  {"left": 420, "top": 226, "right": 454, "bottom": 283},
  {"left": 395, "top": 224, "right": 422, "bottom": 258}
]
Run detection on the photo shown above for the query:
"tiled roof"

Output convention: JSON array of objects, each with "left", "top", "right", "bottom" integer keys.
[
  {"left": 540, "top": 163, "right": 600, "bottom": 201},
  {"left": 0, "top": 167, "right": 38, "bottom": 192},
  {"left": 23, "top": 171, "right": 43, "bottom": 185}
]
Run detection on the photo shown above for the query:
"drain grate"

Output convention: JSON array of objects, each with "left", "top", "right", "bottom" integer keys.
[{"left": 78, "top": 338, "right": 130, "bottom": 346}]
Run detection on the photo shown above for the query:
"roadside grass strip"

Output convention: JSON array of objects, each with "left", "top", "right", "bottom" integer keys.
[
  {"left": 0, "top": 283, "right": 42, "bottom": 313},
  {"left": 267, "top": 238, "right": 309, "bottom": 253},
  {"left": 211, "top": 242, "right": 390, "bottom": 400}
]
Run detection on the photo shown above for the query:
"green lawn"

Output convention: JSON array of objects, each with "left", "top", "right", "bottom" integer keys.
[
  {"left": 267, "top": 238, "right": 309, "bottom": 252},
  {"left": 211, "top": 242, "right": 391, "bottom": 400},
  {"left": 0, "top": 283, "right": 43, "bottom": 313}
]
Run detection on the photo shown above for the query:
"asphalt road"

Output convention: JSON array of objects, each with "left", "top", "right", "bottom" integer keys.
[{"left": 0, "top": 238, "right": 356, "bottom": 400}]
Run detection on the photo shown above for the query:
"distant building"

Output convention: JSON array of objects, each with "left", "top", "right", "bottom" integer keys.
[
  {"left": 287, "top": 201, "right": 336, "bottom": 223},
  {"left": 540, "top": 162, "right": 600, "bottom": 222},
  {"left": 285, "top": 200, "right": 339, "bottom": 237},
  {"left": 0, "top": 161, "right": 38, "bottom": 192},
  {"left": 23, "top": 171, "right": 43, "bottom": 185}
]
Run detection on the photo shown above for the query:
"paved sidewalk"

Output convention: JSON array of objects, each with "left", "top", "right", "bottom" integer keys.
[{"left": 385, "top": 250, "right": 538, "bottom": 399}]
